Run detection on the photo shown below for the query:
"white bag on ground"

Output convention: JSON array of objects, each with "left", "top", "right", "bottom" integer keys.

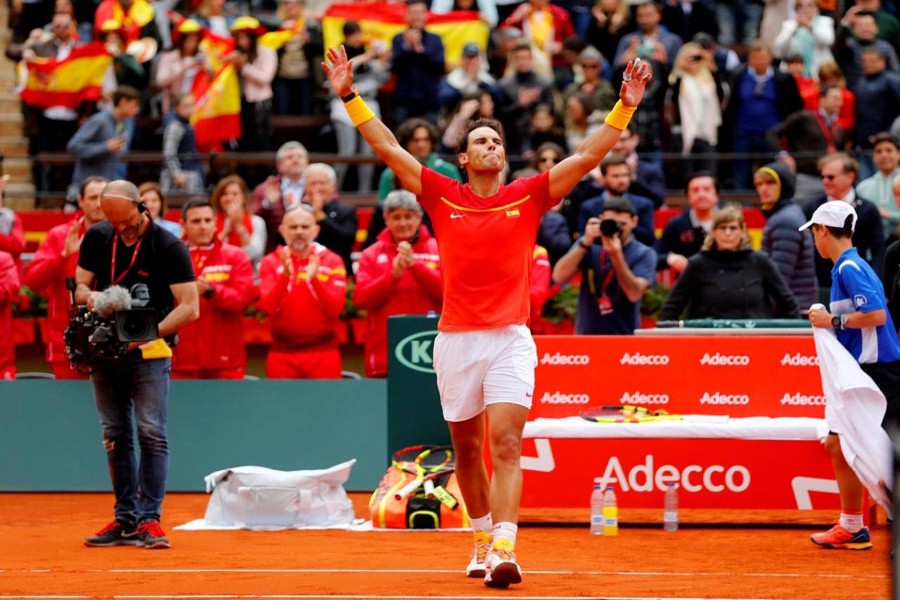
[{"left": 201, "top": 459, "right": 357, "bottom": 529}]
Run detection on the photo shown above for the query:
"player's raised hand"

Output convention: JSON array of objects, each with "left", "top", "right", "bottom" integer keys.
[
  {"left": 619, "top": 58, "right": 653, "bottom": 108},
  {"left": 322, "top": 46, "right": 354, "bottom": 98}
]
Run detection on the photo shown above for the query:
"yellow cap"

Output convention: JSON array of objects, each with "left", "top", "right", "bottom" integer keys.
[
  {"left": 177, "top": 19, "right": 202, "bottom": 34},
  {"left": 230, "top": 16, "right": 263, "bottom": 34},
  {"left": 100, "top": 19, "right": 124, "bottom": 32}
]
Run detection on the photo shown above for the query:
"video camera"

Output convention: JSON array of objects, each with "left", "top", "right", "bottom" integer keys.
[{"left": 64, "top": 279, "right": 159, "bottom": 373}]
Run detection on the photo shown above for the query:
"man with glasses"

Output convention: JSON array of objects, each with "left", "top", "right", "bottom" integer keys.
[
  {"left": 562, "top": 46, "right": 616, "bottom": 116},
  {"left": 802, "top": 152, "right": 886, "bottom": 300},
  {"left": 553, "top": 197, "right": 656, "bottom": 334}
]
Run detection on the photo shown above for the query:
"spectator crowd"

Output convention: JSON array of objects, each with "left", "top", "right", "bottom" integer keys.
[{"left": 1, "top": 0, "right": 900, "bottom": 379}]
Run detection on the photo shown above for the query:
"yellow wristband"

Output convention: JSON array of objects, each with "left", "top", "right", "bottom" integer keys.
[
  {"left": 345, "top": 94, "right": 375, "bottom": 127},
  {"left": 604, "top": 100, "right": 636, "bottom": 131}
]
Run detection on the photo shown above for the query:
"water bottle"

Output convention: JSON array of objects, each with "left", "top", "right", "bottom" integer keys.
[
  {"left": 602, "top": 486, "right": 618, "bottom": 536},
  {"left": 590, "top": 481, "right": 604, "bottom": 535},
  {"left": 664, "top": 483, "right": 678, "bottom": 532}
]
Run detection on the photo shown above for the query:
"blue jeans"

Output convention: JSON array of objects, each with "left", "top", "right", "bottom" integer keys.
[
  {"left": 716, "top": 1, "right": 762, "bottom": 45},
  {"left": 91, "top": 355, "right": 171, "bottom": 525},
  {"left": 732, "top": 128, "right": 771, "bottom": 190}
]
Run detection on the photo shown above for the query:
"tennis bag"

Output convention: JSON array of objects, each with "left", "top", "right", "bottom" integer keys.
[
  {"left": 369, "top": 451, "right": 469, "bottom": 529},
  {"left": 202, "top": 459, "right": 356, "bottom": 529}
]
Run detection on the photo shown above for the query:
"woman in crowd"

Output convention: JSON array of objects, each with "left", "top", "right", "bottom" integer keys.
[
  {"left": 228, "top": 17, "right": 277, "bottom": 152},
  {"left": 564, "top": 92, "right": 600, "bottom": 151},
  {"left": 353, "top": 191, "right": 442, "bottom": 378},
  {"left": 585, "top": 0, "right": 631, "bottom": 68},
  {"left": 210, "top": 174, "right": 267, "bottom": 267},
  {"left": 138, "top": 181, "right": 181, "bottom": 239},
  {"left": 665, "top": 41, "right": 724, "bottom": 182},
  {"left": 155, "top": 19, "right": 212, "bottom": 116},
  {"left": 659, "top": 206, "right": 800, "bottom": 321}
]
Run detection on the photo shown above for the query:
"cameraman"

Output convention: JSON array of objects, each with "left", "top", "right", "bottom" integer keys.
[
  {"left": 74, "top": 180, "right": 199, "bottom": 550},
  {"left": 552, "top": 197, "right": 656, "bottom": 334}
]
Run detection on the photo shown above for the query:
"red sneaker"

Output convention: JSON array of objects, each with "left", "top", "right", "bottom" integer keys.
[
  {"left": 136, "top": 520, "right": 171, "bottom": 549},
  {"left": 810, "top": 524, "right": 872, "bottom": 550}
]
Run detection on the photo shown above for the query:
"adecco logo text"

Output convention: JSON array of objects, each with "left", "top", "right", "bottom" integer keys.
[
  {"left": 700, "top": 352, "right": 750, "bottom": 366},
  {"left": 394, "top": 330, "right": 438, "bottom": 374},
  {"left": 540, "top": 352, "right": 590, "bottom": 365},
  {"left": 780, "top": 393, "right": 826, "bottom": 406},
  {"left": 540, "top": 392, "right": 591, "bottom": 404},
  {"left": 598, "top": 455, "right": 751, "bottom": 493},
  {"left": 619, "top": 392, "right": 669, "bottom": 405},
  {"left": 619, "top": 352, "right": 670, "bottom": 365},
  {"left": 699, "top": 392, "right": 750, "bottom": 405},
  {"left": 780, "top": 353, "right": 819, "bottom": 366}
]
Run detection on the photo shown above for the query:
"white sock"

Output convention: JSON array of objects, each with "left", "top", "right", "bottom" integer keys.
[
  {"left": 470, "top": 513, "right": 493, "bottom": 535},
  {"left": 839, "top": 512, "right": 864, "bottom": 532},
  {"left": 492, "top": 521, "right": 518, "bottom": 547}
]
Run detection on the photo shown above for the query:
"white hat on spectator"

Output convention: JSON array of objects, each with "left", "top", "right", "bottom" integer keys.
[{"left": 798, "top": 201, "right": 857, "bottom": 232}]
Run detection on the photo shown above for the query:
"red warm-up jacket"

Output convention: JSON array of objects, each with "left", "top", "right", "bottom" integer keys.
[
  {"left": 257, "top": 243, "right": 347, "bottom": 346},
  {"left": 0, "top": 251, "right": 21, "bottom": 375},
  {"left": 173, "top": 241, "right": 257, "bottom": 373},
  {"left": 530, "top": 244, "right": 551, "bottom": 325},
  {"left": 353, "top": 226, "right": 442, "bottom": 377},
  {"left": 23, "top": 217, "right": 85, "bottom": 366}
]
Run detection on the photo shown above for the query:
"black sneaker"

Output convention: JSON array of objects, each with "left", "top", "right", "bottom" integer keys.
[
  {"left": 136, "top": 520, "right": 170, "bottom": 549},
  {"left": 85, "top": 521, "right": 140, "bottom": 547}
]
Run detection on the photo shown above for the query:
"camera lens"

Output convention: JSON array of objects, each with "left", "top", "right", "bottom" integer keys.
[{"left": 599, "top": 218, "right": 623, "bottom": 237}]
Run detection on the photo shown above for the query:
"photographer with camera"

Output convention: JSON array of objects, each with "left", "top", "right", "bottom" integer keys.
[
  {"left": 74, "top": 180, "right": 199, "bottom": 550},
  {"left": 552, "top": 197, "right": 656, "bottom": 334}
]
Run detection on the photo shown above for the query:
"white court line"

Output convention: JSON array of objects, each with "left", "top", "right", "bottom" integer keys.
[
  {"left": 0, "top": 567, "right": 887, "bottom": 580},
  {"left": 102, "top": 567, "right": 887, "bottom": 580}
]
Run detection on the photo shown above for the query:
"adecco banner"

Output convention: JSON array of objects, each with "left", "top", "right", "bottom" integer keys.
[
  {"left": 519, "top": 437, "right": 838, "bottom": 510},
  {"left": 533, "top": 335, "right": 824, "bottom": 419}
]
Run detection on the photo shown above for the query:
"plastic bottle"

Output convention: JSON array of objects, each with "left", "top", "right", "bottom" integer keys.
[
  {"left": 602, "top": 486, "right": 618, "bottom": 536},
  {"left": 664, "top": 483, "right": 678, "bottom": 532},
  {"left": 590, "top": 481, "right": 604, "bottom": 535}
]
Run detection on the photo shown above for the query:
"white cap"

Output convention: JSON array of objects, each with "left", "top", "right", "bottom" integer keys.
[{"left": 798, "top": 201, "right": 857, "bottom": 232}]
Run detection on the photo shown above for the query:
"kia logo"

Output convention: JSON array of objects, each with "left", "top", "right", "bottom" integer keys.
[{"left": 394, "top": 330, "right": 438, "bottom": 374}]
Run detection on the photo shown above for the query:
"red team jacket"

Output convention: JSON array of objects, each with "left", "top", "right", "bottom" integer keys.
[
  {"left": 257, "top": 243, "right": 347, "bottom": 347},
  {"left": 353, "top": 226, "right": 443, "bottom": 377},
  {"left": 23, "top": 217, "right": 85, "bottom": 367},
  {"left": 0, "top": 251, "right": 20, "bottom": 377},
  {"left": 173, "top": 240, "right": 257, "bottom": 374}
]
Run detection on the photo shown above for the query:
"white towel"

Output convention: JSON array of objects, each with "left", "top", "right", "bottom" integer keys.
[{"left": 811, "top": 314, "right": 893, "bottom": 516}]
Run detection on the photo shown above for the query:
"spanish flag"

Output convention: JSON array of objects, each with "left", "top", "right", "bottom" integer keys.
[
  {"left": 259, "top": 18, "right": 306, "bottom": 51},
  {"left": 322, "top": 3, "right": 489, "bottom": 68},
  {"left": 19, "top": 43, "right": 111, "bottom": 109},
  {"left": 191, "top": 63, "right": 241, "bottom": 152}
]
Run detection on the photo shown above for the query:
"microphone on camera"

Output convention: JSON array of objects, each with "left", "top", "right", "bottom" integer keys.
[{"left": 92, "top": 285, "right": 133, "bottom": 318}]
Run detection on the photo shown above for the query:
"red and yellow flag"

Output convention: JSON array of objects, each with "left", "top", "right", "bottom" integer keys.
[
  {"left": 19, "top": 43, "right": 112, "bottom": 109},
  {"left": 322, "top": 3, "right": 489, "bottom": 68},
  {"left": 191, "top": 62, "right": 242, "bottom": 152}
]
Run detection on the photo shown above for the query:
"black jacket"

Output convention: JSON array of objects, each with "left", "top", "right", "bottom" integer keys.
[
  {"left": 884, "top": 240, "right": 900, "bottom": 334},
  {"left": 659, "top": 248, "right": 800, "bottom": 321}
]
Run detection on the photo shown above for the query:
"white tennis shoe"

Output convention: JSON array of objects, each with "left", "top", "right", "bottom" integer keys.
[
  {"left": 483, "top": 541, "right": 522, "bottom": 588},
  {"left": 466, "top": 532, "right": 491, "bottom": 577}
]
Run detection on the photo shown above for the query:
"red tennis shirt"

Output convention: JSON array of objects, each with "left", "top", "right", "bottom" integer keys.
[{"left": 419, "top": 167, "right": 555, "bottom": 331}]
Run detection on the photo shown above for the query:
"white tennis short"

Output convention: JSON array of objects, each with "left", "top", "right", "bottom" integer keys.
[{"left": 433, "top": 324, "right": 537, "bottom": 422}]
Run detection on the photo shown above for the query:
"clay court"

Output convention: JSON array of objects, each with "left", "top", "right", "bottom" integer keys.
[{"left": 0, "top": 493, "right": 891, "bottom": 599}]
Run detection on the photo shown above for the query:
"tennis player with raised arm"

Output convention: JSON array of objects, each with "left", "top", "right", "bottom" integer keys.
[{"left": 323, "top": 47, "right": 651, "bottom": 588}]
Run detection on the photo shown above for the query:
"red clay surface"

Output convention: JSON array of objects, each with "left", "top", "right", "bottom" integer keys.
[{"left": 0, "top": 493, "right": 891, "bottom": 599}]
